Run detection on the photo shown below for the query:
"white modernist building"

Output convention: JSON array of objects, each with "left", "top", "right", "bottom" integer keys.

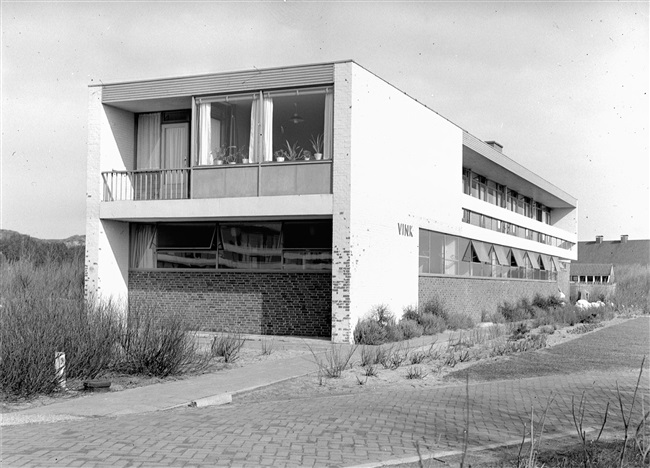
[{"left": 86, "top": 60, "right": 578, "bottom": 342}]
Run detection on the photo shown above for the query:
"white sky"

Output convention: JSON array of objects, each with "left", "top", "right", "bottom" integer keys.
[{"left": 1, "top": 1, "right": 648, "bottom": 241}]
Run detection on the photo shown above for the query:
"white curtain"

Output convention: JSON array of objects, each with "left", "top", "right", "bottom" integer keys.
[
  {"left": 323, "top": 90, "right": 334, "bottom": 160},
  {"left": 130, "top": 224, "right": 156, "bottom": 268},
  {"left": 249, "top": 95, "right": 261, "bottom": 163},
  {"left": 262, "top": 96, "right": 273, "bottom": 162},
  {"left": 136, "top": 113, "right": 161, "bottom": 169},
  {"left": 161, "top": 124, "right": 188, "bottom": 169},
  {"left": 198, "top": 103, "right": 212, "bottom": 165},
  {"left": 249, "top": 94, "right": 273, "bottom": 163}
]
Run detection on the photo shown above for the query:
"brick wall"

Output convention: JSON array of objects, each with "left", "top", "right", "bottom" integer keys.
[
  {"left": 129, "top": 271, "right": 332, "bottom": 337},
  {"left": 570, "top": 283, "right": 616, "bottom": 302},
  {"left": 419, "top": 276, "right": 560, "bottom": 322}
]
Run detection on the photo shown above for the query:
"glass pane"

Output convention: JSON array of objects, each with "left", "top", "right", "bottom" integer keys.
[
  {"left": 445, "top": 259, "right": 458, "bottom": 275},
  {"left": 156, "top": 251, "right": 216, "bottom": 269},
  {"left": 272, "top": 91, "right": 326, "bottom": 160},
  {"left": 283, "top": 221, "right": 332, "bottom": 249},
  {"left": 457, "top": 238, "right": 470, "bottom": 262},
  {"left": 444, "top": 235, "right": 458, "bottom": 261},
  {"left": 430, "top": 254, "right": 443, "bottom": 274},
  {"left": 419, "top": 256, "right": 429, "bottom": 274},
  {"left": 157, "top": 223, "right": 216, "bottom": 249},
  {"left": 430, "top": 232, "right": 444, "bottom": 274},
  {"left": 458, "top": 261, "right": 470, "bottom": 276},
  {"left": 283, "top": 249, "right": 331, "bottom": 270},
  {"left": 208, "top": 98, "right": 252, "bottom": 164},
  {"left": 419, "top": 230, "right": 430, "bottom": 257},
  {"left": 219, "top": 223, "right": 282, "bottom": 269}
]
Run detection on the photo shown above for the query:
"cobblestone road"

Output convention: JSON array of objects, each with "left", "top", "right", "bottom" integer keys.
[{"left": 2, "top": 318, "right": 648, "bottom": 467}]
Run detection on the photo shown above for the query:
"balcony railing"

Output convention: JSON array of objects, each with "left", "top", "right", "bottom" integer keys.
[
  {"left": 102, "top": 169, "right": 190, "bottom": 201},
  {"left": 101, "top": 160, "right": 332, "bottom": 202}
]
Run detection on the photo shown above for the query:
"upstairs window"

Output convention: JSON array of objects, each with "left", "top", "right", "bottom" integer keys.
[{"left": 196, "top": 87, "right": 333, "bottom": 166}]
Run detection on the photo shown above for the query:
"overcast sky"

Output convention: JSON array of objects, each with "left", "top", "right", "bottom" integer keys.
[{"left": 1, "top": 1, "right": 648, "bottom": 241}]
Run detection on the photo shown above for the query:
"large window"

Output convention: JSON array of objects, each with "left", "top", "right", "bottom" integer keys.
[
  {"left": 462, "top": 167, "right": 552, "bottom": 225},
  {"left": 130, "top": 221, "right": 332, "bottom": 270},
  {"left": 461, "top": 209, "right": 574, "bottom": 251},
  {"left": 196, "top": 87, "right": 333, "bottom": 166},
  {"left": 419, "top": 229, "right": 559, "bottom": 281}
]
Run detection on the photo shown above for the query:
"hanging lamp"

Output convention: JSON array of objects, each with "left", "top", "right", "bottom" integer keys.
[{"left": 289, "top": 103, "right": 304, "bottom": 124}]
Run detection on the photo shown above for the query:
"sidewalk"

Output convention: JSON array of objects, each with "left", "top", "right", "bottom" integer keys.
[{"left": 1, "top": 333, "right": 449, "bottom": 427}]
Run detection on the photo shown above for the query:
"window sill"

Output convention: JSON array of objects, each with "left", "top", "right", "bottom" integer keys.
[{"left": 419, "top": 273, "right": 557, "bottom": 282}]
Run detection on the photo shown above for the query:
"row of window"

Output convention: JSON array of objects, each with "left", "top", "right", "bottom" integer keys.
[
  {"left": 130, "top": 221, "right": 332, "bottom": 270},
  {"left": 462, "top": 209, "right": 574, "bottom": 250},
  {"left": 462, "top": 168, "right": 551, "bottom": 225},
  {"left": 419, "top": 229, "right": 559, "bottom": 281},
  {"left": 571, "top": 276, "right": 611, "bottom": 284}
]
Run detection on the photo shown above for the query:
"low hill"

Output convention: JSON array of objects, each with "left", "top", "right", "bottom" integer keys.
[{"left": 0, "top": 229, "right": 85, "bottom": 265}]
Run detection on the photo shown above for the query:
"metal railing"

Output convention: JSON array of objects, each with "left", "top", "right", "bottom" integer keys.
[{"left": 102, "top": 169, "right": 190, "bottom": 201}]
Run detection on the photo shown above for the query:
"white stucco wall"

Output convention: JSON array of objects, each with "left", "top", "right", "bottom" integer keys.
[
  {"left": 86, "top": 87, "right": 134, "bottom": 304},
  {"left": 344, "top": 64, "right": 463, "bottom": 333}
]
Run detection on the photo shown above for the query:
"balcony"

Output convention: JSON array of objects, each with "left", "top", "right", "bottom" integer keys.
[{"left": 101, "top": 160, "right": 332, "bottom": 202}]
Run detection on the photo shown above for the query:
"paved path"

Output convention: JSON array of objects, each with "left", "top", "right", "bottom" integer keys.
[{"left": 2, "top": 318, "right": 648, "bottom": 467}]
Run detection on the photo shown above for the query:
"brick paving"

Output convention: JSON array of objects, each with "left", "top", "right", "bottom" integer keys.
[{"left": 2, "top": 318, "right": 648, "bottom": 467}]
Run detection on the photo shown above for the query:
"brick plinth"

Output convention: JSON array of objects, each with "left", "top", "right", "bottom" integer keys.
[
  {"left": 419, "top": 275, "right": 560, "bottom": 322},
  {"left": 129, "top": 271, "right": 332, "bottom": 337}
]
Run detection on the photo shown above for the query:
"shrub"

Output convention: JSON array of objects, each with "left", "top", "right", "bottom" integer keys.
[
  {"left": 401, "top": 305, "right": 420, "bottom": 322},
  {"left": 420, "top": 297, "right": 448, "bottom": 322},
  {"left": 211, "top": 331, "right": 246, "bottom": 363},
  {"left": 119, "top": 303, "right": 205, "bottom": 377},
  {"left": 614, "top": 264, "right": 650, "bottom": 313},
  {"left": 353, "top": 318, "right": 386, "bottom": 345},
  {"left": 385, "top": 323, "right": 404, "bottom": 342},
  {"left": 399, "top": 319, "right": 423, "bottom": 340},
  {"left": 309, "top": 344, "right": 357, "bottom": 378},
  {"left": 0, "top": 258, "right": 122, "bottom": 398},
  {"left": 532, "top": 293, "right": 549, "bottom": 310},
  {"left": 446, "top": 312, "right": 475, "bottom": 330},
  {"left": 370, "top": 304, "right": 395, "bottom": 327},
  {"left": 419, "top": 313, "right": 446, "bottom": 335},
  {"left": 405, "top": 366, "right": 426, "bottom": 379}
]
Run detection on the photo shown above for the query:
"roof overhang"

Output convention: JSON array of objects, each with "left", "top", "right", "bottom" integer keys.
[{"left": 463, "top": 132, "right": 576, "bottom": 209}]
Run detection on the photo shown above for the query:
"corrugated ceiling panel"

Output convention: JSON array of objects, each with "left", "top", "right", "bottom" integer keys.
[{"left": 102, "top": 64, "right": 335, "bottom": 103}]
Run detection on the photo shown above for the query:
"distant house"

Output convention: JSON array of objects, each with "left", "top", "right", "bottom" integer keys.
[
  {"left": 577, "top": 235, "right": 649, "bottom": 266},
  {"left": 570, "top": 235, "right": 650, "bottom": 301}
]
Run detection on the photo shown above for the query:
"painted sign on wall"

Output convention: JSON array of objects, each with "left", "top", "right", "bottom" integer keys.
[{"left": 397, "top": 223, "right": 413, "bottom": 237}]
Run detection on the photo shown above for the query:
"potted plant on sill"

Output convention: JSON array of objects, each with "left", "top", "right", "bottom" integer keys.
[
  {"left": 212, "top": 146, "right": 226, "bottom": 165},
  {"left": 274, "top": 149, "right": 288, "bottom": 162},
  {"left": 284, "top": 140, "right": 303, "bottom": 161},
  {"left": 302, "top": 150, "right": 312, "bottom": 161},
  {"left": 236, "top": 146, "right": 250, "bottom": 164},
  {"left": 310, "top": 133, "right": 324, "bottom": 160}
]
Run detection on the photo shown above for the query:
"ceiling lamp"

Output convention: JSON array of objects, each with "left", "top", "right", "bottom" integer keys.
[{"left": 289, "top": 103, "right": 304, "bottom": 124}]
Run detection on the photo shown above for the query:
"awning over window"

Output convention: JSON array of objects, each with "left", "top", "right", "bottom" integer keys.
[
  {"left": 528, "top": 251, "right": 540, "bottom": 269},
  {"left": 471, "top": 240, "right": 491, "bottom": 263},
  {"left": 539, "top": 254, "right": 552, "bottom": 270},
  {"left": 492, "top": 245, "right": 509, "bottom": 265},
  {"left": 511, "top": 248, "right": 526, "bottom": 267}
]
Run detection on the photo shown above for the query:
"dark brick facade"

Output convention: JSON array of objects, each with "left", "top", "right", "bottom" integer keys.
[
  {"left": 419, "top": 275, "right": 560, "bottom": 322},
  {"left": 129, "top": 270, "right": 332, "bottom": 337}
]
